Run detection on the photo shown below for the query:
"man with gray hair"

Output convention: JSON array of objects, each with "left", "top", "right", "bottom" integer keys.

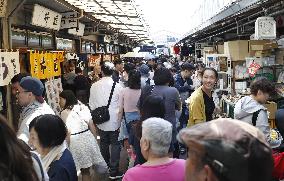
[{"left": 123, "top": 117, "right": 185, "bottom": 181}]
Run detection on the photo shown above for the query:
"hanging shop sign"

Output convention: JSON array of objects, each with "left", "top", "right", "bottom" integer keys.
[
  {"left": 106, "top": 44, "right": 114, "bottom": 54},
  {"left": 0, "top": 0, "right": 8, "bottom": 17},
  {"left": 31, "top": 4, "right": 62, "bottom": 31},
  {"left": 89, "top": 55, "right": 101, "bottom": 67},
  {"left": 30, "top": 51, "right": 64, "bottom": 79},
  {"left": 96, "top": 43, "right": 105, "bottom": 54},
  {"left": 45, "top": 78, "right": 63, "bottom": 115},
  {"left": 255, "top": 17, "right": 276, "bottom": 40},
  {"left": 68, "top": 23, "right": 85, "bottom": 36},
  {"left": 60, "top": 12, "right": 78, "bottom": 29},
  {"left": 0, "top": 51, "right": 20, "bottom": 86}
]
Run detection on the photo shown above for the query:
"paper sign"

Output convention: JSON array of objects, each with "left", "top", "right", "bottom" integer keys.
[
  {"left": 0, "top": 52, "right": 20, "bottom": 86},
  {"left": 31, "top": 4, "right": 62, "bottom": 30}
]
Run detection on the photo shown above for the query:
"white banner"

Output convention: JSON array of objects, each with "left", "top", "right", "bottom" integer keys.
[
  {"left": 31, "top": 4, "right": 62, "bottom": 31},
  {"left": 68, "top": 23, "right": 85, "bottom": 36},
  {"left": 0, "top": 0, "right": 7, "bottom": 17},
  {"left": 61, "top": 12, "right": 78, "bottom": 29},
  {"left": 0, "top": 52, "right": 20, "bottom": 86}
]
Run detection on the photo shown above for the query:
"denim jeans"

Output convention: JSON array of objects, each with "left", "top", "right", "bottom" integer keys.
[
  {"left": 97, "top": 129, "right": 120, "bottom": 174},
  {"left": 125, "top": 112, "right": 140, "bottom": 133}
]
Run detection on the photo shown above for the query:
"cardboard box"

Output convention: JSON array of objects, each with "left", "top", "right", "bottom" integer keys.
[
  {"left": 255, "top": 50, "right": 272, "bottom": 58},
  {"left": 249, "top": 40, "right": 278, "bottom": 51},
  {"left": 264, "top": 101, "right": 277, "bottom": 119},
  {"left": 224, "top": 40, "right": 249, "bottom": 61}
]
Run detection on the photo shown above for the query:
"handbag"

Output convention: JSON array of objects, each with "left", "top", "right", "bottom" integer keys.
[{"left": 91, "top": 81, "right": 116, "bottom": 125}]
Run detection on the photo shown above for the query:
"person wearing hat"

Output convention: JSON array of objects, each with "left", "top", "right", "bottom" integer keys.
[
  {"left": 177, "top": 118, "right": 274, "bottom": 181},
  {"left": 139, "top": 64, "right": 154, "bottom": 88},
  {"left": 16, "top": 76, "right": 55, "bottom": 144}
]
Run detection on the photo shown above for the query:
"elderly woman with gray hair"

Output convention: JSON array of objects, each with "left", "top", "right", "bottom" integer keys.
[{"left": 123, "top": 117, "right": 185, "bottom": 181}]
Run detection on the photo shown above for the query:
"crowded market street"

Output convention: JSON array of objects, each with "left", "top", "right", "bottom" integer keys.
[{"left": 1, "top": 0, "right": 284, "bottom": 181}]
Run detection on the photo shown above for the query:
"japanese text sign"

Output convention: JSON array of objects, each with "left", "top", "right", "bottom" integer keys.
[
  {"left": 0, "top": 51, "right": 20, "bottom": 86},
  {"left": 30, "top": 51, "right": 63, "bottom": 79},
  {"left": 31, "top": 4, "right": 62, "bottom": 31},
  {"left": 60, "top": 12, "right": 78, "bottom": 29}
]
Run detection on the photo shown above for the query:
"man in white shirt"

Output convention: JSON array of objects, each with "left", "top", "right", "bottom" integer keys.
[
  {"left": 16, "top": 76, "right": 55, "bottom": 144},
  {"left": 89, "top": 62, "right": 123, "bottom": 179}
]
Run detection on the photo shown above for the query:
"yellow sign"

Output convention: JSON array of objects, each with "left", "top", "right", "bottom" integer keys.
[{"left": 30, "top": 51, "right": 63, "bottom": 79}]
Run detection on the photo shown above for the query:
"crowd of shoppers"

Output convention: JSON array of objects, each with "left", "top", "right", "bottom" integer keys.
[{"left": 1, "top": 56, "right": 283, "bottom": 181}]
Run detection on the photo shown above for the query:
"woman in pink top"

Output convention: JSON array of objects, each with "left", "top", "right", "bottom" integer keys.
[
  {"left": 123, "top": 117, "right": 186, "bottom": 181},
  {"left": 118, "top": 70, "right": 141, "bottom": 133}
]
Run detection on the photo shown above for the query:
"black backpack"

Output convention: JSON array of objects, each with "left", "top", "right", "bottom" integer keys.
[{"left": 252, "top": 110, "right": 262, "bottom": 126}]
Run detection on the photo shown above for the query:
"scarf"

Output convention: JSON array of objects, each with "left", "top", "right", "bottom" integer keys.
[{"left": 41, "top": 143, "right": 67, "bottom": 171}]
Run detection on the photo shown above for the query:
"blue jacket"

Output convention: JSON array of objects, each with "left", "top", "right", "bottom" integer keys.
[
  {"left": 48, "top": 149, "right": 78, "bottom": 181},
  {"left": 174, "top": 73, "right": 193, "bottom": 93}
]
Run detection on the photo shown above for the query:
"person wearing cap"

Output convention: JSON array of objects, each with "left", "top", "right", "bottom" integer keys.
[
  {"left": 234, "top": 77, "right": 275, "bottom": 139},
  {"left": 178, "top": 118, "right": 274, "bottom": 181},
  {"left": 123, "top": 117, "right": 185, "bottom": 181},
  {"left": 139, "top": 64, "right": 154, "bottom": 88},
  {"left": 10, "top": 73, "right": 30, "bottom": 131},
  {"left": 16, "top": 76, "right": 55, "bottom": 144}
]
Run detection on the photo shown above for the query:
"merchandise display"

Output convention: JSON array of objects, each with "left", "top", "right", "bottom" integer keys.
[{"left": 45, "top": 78, "right": 63, "bottom": 115}]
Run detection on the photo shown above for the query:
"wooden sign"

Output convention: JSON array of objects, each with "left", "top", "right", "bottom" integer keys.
[{"left": 31, "top": 4, "right": 62, "bottom": 31}]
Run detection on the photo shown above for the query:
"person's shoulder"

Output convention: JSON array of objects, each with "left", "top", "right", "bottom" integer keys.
[
  {"left": 124, "top": 165, "right": 144, "bottom": 177},
  {"left": 167, "top": 86, "right": 179, "bottom": 93},
  {"left": 173, "top": 159, "right": 186, "bottom": 166}
]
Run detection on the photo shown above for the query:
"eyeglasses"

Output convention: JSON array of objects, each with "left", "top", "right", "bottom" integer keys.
[{"left": 16, "top": 90, "right": 30, "bottom": 95}]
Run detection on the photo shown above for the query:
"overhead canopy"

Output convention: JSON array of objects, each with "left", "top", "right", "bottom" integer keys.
[{"left": 64, "top": 0, "right": 150, "bottom": 42}]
